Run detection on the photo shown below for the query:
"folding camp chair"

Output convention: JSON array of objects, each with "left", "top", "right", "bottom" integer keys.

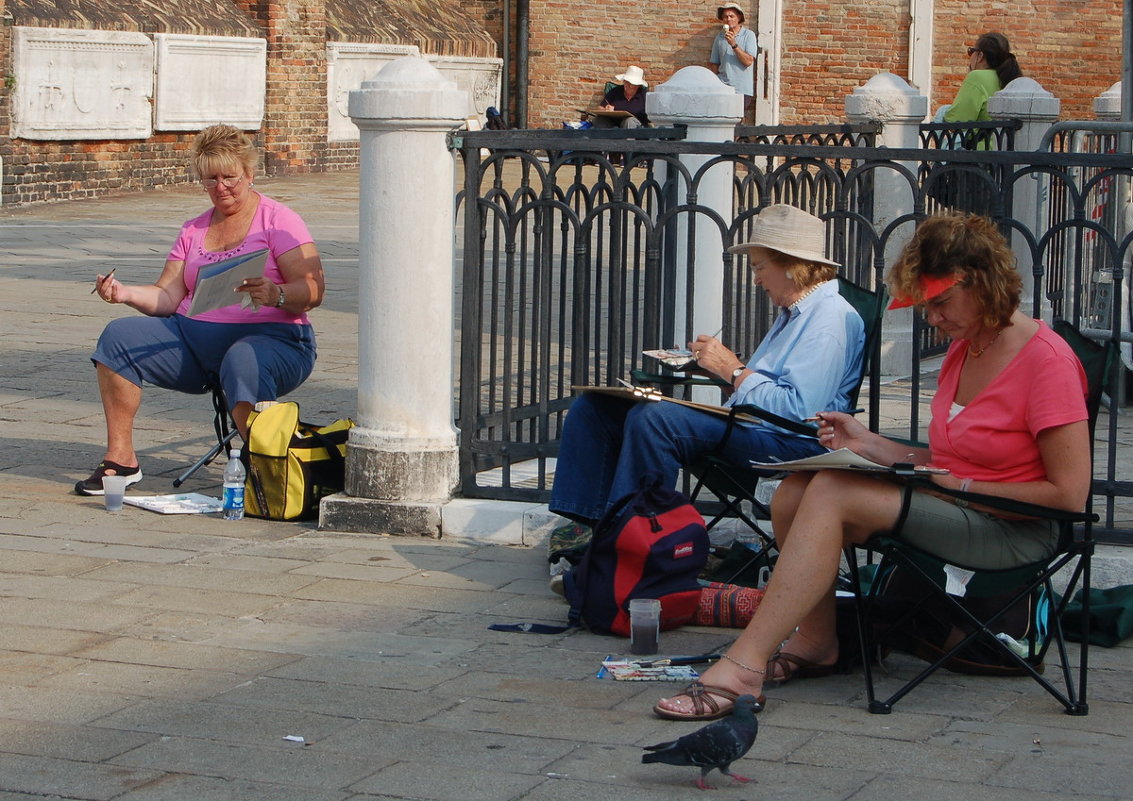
[
  {"left": 634, "top": 276, "right": 886, "bottom": 547},
  {"left": 173, "top": 386, "right": 238, "bottom": 487},
  {"left": 844, "top": 319, "right": 1117, "bottom": 715}
]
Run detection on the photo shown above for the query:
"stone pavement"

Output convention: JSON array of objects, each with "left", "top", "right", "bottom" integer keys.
[{"left": 1, "top": 172, "right": 1131, "bottom": 801}]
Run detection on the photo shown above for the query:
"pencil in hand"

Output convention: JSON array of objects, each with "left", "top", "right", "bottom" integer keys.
[{"left": 91, "top": 268, "right": 116, "bottom": 294}]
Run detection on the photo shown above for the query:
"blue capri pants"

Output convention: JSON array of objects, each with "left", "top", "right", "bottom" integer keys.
[{"left": 91, "top": 314, "right": 317, "bottom": 406}]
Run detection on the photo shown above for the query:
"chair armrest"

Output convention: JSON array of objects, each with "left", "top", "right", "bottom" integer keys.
[
  {"left": 905, "top": 476, "right": 1097, "bottom": 523},
  {"left": 731, "top": 404, "right": 820, "bottom": 437}
]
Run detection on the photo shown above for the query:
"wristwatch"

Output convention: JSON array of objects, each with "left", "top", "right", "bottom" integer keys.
[
  {"left": 731, "top": 366, "right": 746, "bottom": 381},
  {"left": 274, "top": 285, "right": 286, "bottom": 308}
]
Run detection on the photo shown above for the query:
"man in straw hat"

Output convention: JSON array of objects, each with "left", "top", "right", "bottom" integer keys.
[
  {"left": 548, "top": 205, "right": 865, "bottom": 533},
  {"left": 592, "top": 65, "right": 649, "bottom": 128},
  {"left": 711, "top": 3, "right": 758, "bottom": 117}
]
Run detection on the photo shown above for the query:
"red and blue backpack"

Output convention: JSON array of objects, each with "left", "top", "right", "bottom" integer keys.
[{"left": 564, "top": 482, "right": 709, "bottom": 636}]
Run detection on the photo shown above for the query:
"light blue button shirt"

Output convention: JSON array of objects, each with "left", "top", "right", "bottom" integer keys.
[
  {"left": 724, "top": 280, "right": 866, "bottom": 430},
  {"left": 711, "top": 28, "right": 759, "bottom": 96}
]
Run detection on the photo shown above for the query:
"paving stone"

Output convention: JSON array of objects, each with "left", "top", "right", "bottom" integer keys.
[
  {"left": 347, "top": 759, "right": 545, "bottom": 800},
  {"left": 71, "top": 636, "right": 301, "bottom": 673},
  {"left": 0, "top": 753, "right": 162, "bottom": 800},
  {"left": 113, "top": 774, "right": 352, "bottom": 801},
  {"left": 35, "top": 661, "right": 247, "bottom": 701},
  {"left": 0, "top": 719, "right": 155, "bottom": 761}
]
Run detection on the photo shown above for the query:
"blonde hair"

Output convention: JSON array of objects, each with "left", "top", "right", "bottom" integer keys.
[
  {"left": 887, "top": 213, "right": 1020, "bottom": 328},
  {"left": 191, "top": 124, "right": 258, "bottom": 179}
]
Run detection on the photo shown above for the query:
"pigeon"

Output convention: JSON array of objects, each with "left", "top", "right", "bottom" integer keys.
[{"left": 641, "top": 693, "right": 759, "bottom": 790}]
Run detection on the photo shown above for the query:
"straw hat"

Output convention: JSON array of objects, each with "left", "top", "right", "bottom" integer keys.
[
  {"left": 727, "top": 205, "right": 840, "bottom": 266},
  {"left": 615, "top": 65, "right": 648, "bottom": 87},
  {"left": 717, "top": 3, "right": 746, "bottom": 22}
]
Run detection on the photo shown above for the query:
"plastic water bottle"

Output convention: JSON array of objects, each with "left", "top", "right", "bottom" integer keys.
[{"left": 222, "top": 449, "right": 246, "bottom": 521}]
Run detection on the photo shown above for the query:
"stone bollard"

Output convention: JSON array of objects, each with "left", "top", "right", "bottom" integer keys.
[
  {"left": 320, "top": 56, "right": 468, "bottom": 536},
  {"left": 646, "top": 67, "right": 742, "bottom": 402},
  {"left": 988, "top": 78, "right": 1060, "bottom": 315},
  {"left": 845, "top": 72, "right": 928, "bottom": 375}
]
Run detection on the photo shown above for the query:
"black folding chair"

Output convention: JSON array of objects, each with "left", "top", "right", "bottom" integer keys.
[
  {"left": 844, "top": 319, "right": 1117, "bottom": 715},
  {"left": 173, "top": 386, "right": 238, "bottom": 487}
]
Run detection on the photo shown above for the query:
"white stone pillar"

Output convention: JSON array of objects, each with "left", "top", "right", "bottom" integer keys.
[
  {"left": 647, "top": 67, "right": 742, "bottom": 402},
  {"left": 1094, "top": 81, "right": 1122, "bottom": 120},
  {"left": 320, "top": 57, "right": 468, "bottom": 536},
  {"left": 988, "top": 78, "right": 1060, "bottom": 316},
  {"left": 845, "top": 72, "right": 928, "bottom": 374}
]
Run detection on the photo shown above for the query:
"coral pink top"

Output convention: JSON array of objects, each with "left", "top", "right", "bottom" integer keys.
[{"left": 928, "top": 321, "right": 1087, "bottom": 483}]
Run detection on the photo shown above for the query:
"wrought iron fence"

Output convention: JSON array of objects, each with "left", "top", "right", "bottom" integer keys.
[{"left": 452, "top": 128, "right": 1133, "bottom": 542}]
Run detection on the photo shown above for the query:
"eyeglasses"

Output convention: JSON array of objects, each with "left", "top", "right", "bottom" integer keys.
[
  {"left": 201, "top": 176, "right": 243, "bottom": 189},
  {"left": 966, "top": 47, "right": 981, "bottom": 56}
]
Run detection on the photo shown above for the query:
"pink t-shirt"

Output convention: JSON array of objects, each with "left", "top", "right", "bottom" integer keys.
[
  {"left": 170, "top": 193, "right": 314, "bottom": 324},
  {"left": 929, "top": 321, "right": 1087, "bottom": 483}
]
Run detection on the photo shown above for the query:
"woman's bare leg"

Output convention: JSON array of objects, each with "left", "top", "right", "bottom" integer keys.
[
  {"left": 655, "top": 471, "right": 904, "bottom": 713},
  {"left": 96, "top": 362, "right": 142, "bottom": 467}
]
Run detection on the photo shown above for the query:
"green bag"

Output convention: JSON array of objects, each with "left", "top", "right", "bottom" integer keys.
[{"left": 1062, "top": 585, "right": 1133, "bottom": 647}]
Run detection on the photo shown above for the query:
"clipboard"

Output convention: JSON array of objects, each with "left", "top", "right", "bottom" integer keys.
[
  {"left": 577, "top": 108, "right": 635, "bottom": 120},
  {"left": 187, "top": 248, "right": 270, "bottom": 317},
  {"left": 750, "top": 448, "right": 949, "bottom": 475},
  {"left": 573, "top": 383, "right": 762, "bottom": 425}
]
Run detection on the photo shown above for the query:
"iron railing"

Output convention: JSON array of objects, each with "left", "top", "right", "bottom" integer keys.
[{"left": 452, "top": 128, "right": 1133, "bottom": 542}]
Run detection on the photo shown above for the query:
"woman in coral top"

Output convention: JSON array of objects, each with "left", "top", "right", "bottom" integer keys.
[{"left": 653, "top": 213, "right": 1090, "bottom": 721}]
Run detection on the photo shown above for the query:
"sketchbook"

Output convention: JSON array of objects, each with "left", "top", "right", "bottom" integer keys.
[
  {"left": 574, "top": 384, "right": 762, "bottom": 424},
  {"left": 122, "top": 493, "right": 225, "bottom": 515},
  {"left": 642, "top": 348, "right": 698, "bottom": 371},
  {"left": 750, "top": 448, "right": 949, "bottom": 475},
  {"left": 186, "top": 248, "right": 270, "bottom": 317}
]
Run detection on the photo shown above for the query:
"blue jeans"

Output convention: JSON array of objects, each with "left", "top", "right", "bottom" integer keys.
[{"left": 549, "top": 393, "right": 825, "bottom": 524}]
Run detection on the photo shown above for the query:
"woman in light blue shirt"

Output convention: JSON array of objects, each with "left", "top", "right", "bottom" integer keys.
[{"left": 549, "top": 205, "right": 865, "bottom": 525}]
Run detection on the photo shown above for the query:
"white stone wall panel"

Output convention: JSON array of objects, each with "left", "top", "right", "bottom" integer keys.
[
  {"left": 327, "top": 42, "right": 420, "bottom": 142},
  {"left": 12, "top": 27, "right": 153, "bottom": 140},
  {"left": 154, "top": 34, "right": 267, "bottom": 131}
]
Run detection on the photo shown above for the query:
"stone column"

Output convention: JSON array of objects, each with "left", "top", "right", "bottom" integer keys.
[
  {"left": 320, "top": 57, "right": 468, "bottom": 535},
  {"left": 647, "top": 67, "right": 742, "bottom": 402},
  {"left": 845, "top": 72, "right": 928, "bottom": 374},
  {"left": 988, "top": 78, "right": 1060, "bottom": 314}
]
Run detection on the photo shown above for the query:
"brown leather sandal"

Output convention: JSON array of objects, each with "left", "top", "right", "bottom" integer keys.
[
  {"left": 765, "top": 651, "right": 837, "bottom": 686},
  {"left": 652, "top": 681, "right": 765, "bottom": 721}
]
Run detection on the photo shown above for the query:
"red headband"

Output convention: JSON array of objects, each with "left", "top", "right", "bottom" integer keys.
[{"left": 888, "top": 274, "right": 963, "bottom": 309}]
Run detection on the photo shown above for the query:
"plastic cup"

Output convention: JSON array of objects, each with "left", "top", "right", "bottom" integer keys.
[
  {"left": 102, "top": 475, "right": 128, "bottom": 512},
  {"left": 629, "top": 598, "right": 662, "bottom": 655}
]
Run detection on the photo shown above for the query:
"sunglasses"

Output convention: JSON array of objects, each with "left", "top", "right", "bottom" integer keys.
[{"left": 966, "top": 47, "right": 981, "bottom": 56}]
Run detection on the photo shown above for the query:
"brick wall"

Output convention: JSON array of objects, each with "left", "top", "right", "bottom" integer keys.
[
  {"left": 512, "top": 0, "right": 1122, "bottom": 128},
  {"left": 247, "top": 0, "right": 330, "bottom": 174},
  {"left": 0, "top": 0, "right": 496, "bottom": 205}
]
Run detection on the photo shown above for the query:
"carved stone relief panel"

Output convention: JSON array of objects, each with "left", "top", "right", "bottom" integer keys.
[
  {"left": 154, "top": 34, "right": 267, "bottom": 131},
  {"left": 327, "top": 42, "right": 420, "bottom": 142},
  {"left": 11, "top": 27, "right": 154, "bottom": 140},
  {"left": 426, "top": 55, "right": 503, "bottom": 121}
]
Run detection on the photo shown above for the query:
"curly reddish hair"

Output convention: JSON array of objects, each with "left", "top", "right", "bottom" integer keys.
[{"left": 886, "top": 213, "right": 1021, "bottom": 328}]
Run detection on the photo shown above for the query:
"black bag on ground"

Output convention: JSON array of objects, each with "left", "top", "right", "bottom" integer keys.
[{"left": 871, "top": 565, "right": 1047, "bottom": 676}]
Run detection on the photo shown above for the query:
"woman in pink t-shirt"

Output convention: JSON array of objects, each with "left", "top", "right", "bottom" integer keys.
[
  {"left": 78, "top": 125, "right": 325, "bottom": 496},
  {"left": 654, "top": 213, "right": 1090, "bottom": 722}
]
